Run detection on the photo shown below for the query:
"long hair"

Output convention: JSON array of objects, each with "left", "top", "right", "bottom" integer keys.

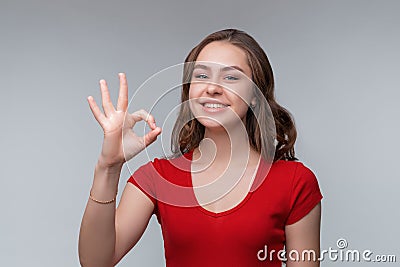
[{"left": 170, "top": 29, "right": 297, "bottom": 162}]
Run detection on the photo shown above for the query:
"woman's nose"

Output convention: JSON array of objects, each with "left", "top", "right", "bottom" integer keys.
[{"left": 206, "top": 82, "right": 223, "bottom": 95}]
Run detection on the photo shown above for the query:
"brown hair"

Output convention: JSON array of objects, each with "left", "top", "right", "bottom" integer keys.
[{"left": 171, "top": 29, "right": 297, "bottom": 162}]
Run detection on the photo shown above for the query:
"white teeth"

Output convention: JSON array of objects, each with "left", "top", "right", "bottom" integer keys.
[{"left": 203, "top": 103, "right": 227, "bottom": 108}]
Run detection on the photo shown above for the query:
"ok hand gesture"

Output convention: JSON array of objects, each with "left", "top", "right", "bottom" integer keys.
[{"left": 87, "top": 73, "right": 162, "bottom": 168}]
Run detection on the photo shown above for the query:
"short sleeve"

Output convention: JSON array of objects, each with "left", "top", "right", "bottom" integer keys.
[
  {"left": 127, "top": 161, "right": 158, "bottom": 206},
  {"left": 285, "top": 162, "right": 323, "bottom": 225}
]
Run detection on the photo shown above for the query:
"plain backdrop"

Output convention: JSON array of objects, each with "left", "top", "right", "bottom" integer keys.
[{"left": 1, "top": 0, "right": 399, "bottom": 266}]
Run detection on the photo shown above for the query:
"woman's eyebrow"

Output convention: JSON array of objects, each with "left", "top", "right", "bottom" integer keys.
[
  {"left": 193, "top": 64, "right": 244, "bottom": 73},
  {"left": 193, "top": 64, "right": 210, "bottom": 71},
  {"left": 220, "top": 66, "right": 244, "bottom": 73}
]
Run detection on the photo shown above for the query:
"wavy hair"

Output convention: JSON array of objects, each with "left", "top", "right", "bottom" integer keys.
[{"left": 170, "top": 29, "right": 297, "bottom": 162}]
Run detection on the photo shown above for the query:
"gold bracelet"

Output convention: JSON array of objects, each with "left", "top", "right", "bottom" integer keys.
[{"left": 89, "top": 190, "right": 117, "bottom": 204}]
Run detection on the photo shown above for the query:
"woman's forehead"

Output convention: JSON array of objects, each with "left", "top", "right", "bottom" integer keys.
[{"left": 196, "top": 42, "right": 251, "bottom": 76}]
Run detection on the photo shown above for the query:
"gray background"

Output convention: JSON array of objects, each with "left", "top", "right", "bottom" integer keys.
[{"left": 1, "top": 0, "right": 399, "bottom": 266}]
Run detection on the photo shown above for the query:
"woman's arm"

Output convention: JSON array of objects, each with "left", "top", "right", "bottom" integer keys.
[
  {"left": 78, "top": 162, "right": 155, "bottom": 267},
  {"left": 78, "top": 161, "right": 120, "bottom": 267},
  {"left": 285, "top": 202, "right": 322, "bottom": 267},
  {"left": 78, "top": 73, "right": 161, "bottom": 267},
  {"left": 112, "top": 182, "right": 155, "bottom": 264}
]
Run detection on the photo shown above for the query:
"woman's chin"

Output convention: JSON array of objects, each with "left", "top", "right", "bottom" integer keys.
[
  {"left": 197, "top": 117, "right": 245, "bottom": 131},
  {"left": 197, "top": 118, "right": 225, "bottom": 130}
]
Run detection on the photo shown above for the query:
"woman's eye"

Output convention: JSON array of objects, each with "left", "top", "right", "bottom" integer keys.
[
  {"left": 195, "top": 74, "right": 208, "bottom": 79},
  {"left": 225, "top": 75, "right": 239, "bottom": 81}
]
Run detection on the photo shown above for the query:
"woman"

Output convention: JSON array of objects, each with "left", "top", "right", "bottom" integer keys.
[{"left": 79, "top": 29, "right": 323, "bottom": 266}]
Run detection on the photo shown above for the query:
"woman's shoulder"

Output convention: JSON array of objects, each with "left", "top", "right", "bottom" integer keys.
[
  {"left": 272, "top": 159, "right": 316, "bottom": 175},
  {"left": 151, "top": 151, "right": 192, "bottom": 170},
  {"left": 137, "top": 151, "right": 192, "bottom": 186},
  {"left": 266, "top": 159, "right": 319, "bottom": 187}
]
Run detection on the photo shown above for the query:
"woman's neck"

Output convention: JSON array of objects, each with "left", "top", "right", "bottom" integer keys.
[{"left": 194, "top": 124, "right": 259, "bottom": 166}]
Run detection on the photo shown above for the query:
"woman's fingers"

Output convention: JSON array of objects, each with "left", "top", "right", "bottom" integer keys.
[
  {"left": 99, "top": 79, "right": 115, "bottom": 117},
  {"left": 144, "top": 127, "right": 162, "bottom": 146},
  {"left": 129, "top": 109, "right": 161, "bottom": 146},
  {"left": 131, "top": 109, "right": 156, "bottom": 127},
  {"left": 116, "top": 73, "right": 128, "bottom": 111},
  {"left": 87, "top": 96, "right": 106, "bottom": 127}
]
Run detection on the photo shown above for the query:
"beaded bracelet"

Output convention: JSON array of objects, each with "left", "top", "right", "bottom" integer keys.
[{"left": 89, "top": 190, "right": 117, "bottom": 204}]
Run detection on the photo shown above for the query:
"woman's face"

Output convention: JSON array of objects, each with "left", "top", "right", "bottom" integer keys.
[{"left": 189, "top": 41, "right": 255, "bottom": 130}]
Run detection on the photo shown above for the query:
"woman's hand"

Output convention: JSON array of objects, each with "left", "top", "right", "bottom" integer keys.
[{"left": 87, "top": 73, "right": 162, "bottom": 168}]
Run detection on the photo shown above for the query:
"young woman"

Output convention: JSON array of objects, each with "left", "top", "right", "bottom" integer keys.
[{"left": 79, "top": 29, "right": 323, "bottom": 267}]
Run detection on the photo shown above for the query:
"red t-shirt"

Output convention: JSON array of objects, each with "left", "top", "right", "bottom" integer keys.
[{"left": 127, "top": 150, "right": 323, "bottom": 266}]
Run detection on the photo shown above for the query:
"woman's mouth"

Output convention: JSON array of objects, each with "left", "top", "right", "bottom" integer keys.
[{"left": 201, "top": 102, "right": 230, "bottom": 113}]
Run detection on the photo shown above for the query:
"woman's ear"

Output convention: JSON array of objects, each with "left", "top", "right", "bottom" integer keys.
[{"left": 250, "top": 97, "right": 257, "bottom": 108}]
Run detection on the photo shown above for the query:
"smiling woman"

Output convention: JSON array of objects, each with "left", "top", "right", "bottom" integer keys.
[
  {"left": 189, "top": 58, "right": 255, "bottom": 129},
  {"left": 78, "top": 29, "right": 323, "bottom": 267}
]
